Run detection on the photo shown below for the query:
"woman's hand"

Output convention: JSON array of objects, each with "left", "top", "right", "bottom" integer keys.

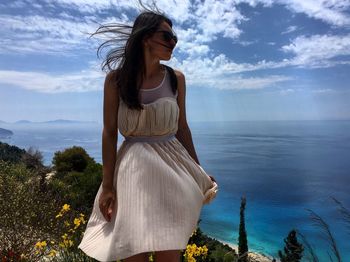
[{"left": 98, "top": 187, "right": 116, "bottom": 222}]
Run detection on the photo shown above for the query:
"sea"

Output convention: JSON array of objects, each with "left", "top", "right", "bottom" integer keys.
[{"left": 1, "top": 120, "right": 349, "bottom": 261}]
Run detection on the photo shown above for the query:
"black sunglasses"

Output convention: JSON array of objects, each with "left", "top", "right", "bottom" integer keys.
[{"left": 155, "top": 30, "right": 178, "bottom": 44}]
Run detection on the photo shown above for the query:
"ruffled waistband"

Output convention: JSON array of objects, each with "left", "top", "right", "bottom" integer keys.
[{"left": 124, "top": 133, "right": 176, "bottom": 143}]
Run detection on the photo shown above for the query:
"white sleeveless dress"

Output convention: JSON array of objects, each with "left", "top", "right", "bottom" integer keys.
[{"left": 78, "top": 68, "right": 218, "bottom": 261}]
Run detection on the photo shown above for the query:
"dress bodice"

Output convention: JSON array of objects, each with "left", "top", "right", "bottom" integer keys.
[{"left": 118, "top": 97, "right": 179, "bottom": 137}]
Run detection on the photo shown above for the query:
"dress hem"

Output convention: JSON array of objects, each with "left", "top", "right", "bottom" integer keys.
[{"left": 78, "top": 244, "right": 187, "bottom": 262}]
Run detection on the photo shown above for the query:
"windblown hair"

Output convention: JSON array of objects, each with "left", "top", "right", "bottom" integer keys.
[{"left": 91, "top": 5, "right": 175, "bottom": 110}]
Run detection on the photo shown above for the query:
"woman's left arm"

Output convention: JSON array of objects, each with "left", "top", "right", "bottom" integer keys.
[
  {"left": 174, "top": 70, "right": 201, "bottom": 165},
  {"left": 175, "top": 70, "right": 216, "bottom": 183}
]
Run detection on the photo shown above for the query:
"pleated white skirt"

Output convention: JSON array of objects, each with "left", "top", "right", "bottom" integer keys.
[{"left": 78, "top": 136, "right": 217, "bottom": 261}]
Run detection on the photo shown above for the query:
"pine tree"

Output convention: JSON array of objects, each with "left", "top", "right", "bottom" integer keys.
[
  {"left": 238, "top": 196, "right": 248, "bottom": 262},
  {"left": 278, "top": 229, "right": 304, "bottom": 262}
]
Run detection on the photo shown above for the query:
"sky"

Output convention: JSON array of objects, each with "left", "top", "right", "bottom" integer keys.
[{"left": 0, "top": 0, "right": 350, "bottom": 123}]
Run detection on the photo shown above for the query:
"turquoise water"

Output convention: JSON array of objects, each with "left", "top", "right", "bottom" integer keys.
[{"left": 1, "top": 120, "right": 349, "bottom": 261}]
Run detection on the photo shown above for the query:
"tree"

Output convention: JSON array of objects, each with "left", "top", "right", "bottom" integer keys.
[
  {"left": 49, "top": 146, "right": 101, "bottom": 210},
  {"left": 52, "top": 146, "right": 94, "bottom": 175},
  {"left": 21, "top": 146, "right": 44, "bottom": 170},
  {"left": 238, "top": 196, "right": 248, "bottom": 262},
  {"left": 0, "top": 142, "right": 26, "bottom": 163},
  {"left": 278, "top": 229, "right": 304, "bottom": 262}
]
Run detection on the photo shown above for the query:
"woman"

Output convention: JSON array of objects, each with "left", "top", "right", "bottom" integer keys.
[{"left": 78, "top": 9, "right": 218, "bottom": 262}]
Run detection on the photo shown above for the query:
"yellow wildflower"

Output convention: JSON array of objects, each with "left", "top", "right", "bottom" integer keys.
[
  {"left": 48, "top": 249, "right": 57, "bottom": 257},
  {"left": 62, "top": 204, "right": 70, "bottom": 212},
  {"left": 184, "top": 243, "right": 208, "bottom": 261},
  {"left": 74, "top": 217, "right": 81, "bottom": 225},
  {"left": 79, "top": 214, "right": 86, "bottom": 224},
  {"left": 35, "top": 241, "right": 47, "bottom": 250},
  {"left": 63, "top": 239, "right": 74, "bottom": 247}
]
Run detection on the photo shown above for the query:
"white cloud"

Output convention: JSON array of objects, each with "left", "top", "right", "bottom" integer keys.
[
  {"left": 234, "top": 40, "right": 257, "bottom": 46},
  {"left": 237, "top": 0, "right": 350, "bottom": 27},
  {"left": 43, "top": 0, "right": 134, "bottom": 13},
  {"left": 177, "top": 42, "right": 211, "bottom": 57},
  {"left": 280, "top": 0, "right": 350, "bottom": 27},
  {"left": 280, "top": 88, "right": 295, "bottom": 95},
  {"left": 281, "top": 34, "right": 350, "bottom": 68},
  {"left": 0, "top": 14, "right": 131, "bottom": 55},
  {"left": 0, "top": 53, "right": 291, "bottom": 93},
  {"left": 149, "top": 0, "right": 193, "bottom": 24},
  {"left": 1, "top": 0, "right": 349, "bottom": 93},
  {"left": 193, "top": 0, "right": 247, "bottom": 41},
  {"left": 3, "top": 0, "right": 27, "bottom": 8},
  {"left": 172, "top": 32, "right": 350, "bottom": 78},
  {"left": 166, "top": 55, "right": 291, "bottom": 90},
  {"left": 281, "top": 25, "right": 298, "bottom": 34},
  {"left": 312, "top": 88, "right": 334, "bottom": 93},
  {"left": 214, "top": 75, "right": 291, "bottom": 90},
  {"left": 41, "top": 0, "right": 193, "bottom": 24},
  {"left": 0, "top": 68, "right": 104, "bottom": 93}
]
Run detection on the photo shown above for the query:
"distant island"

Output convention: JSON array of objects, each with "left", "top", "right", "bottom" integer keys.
[
  {"left": 0, "top": 128, "right": 13, "bottom": 138},
  {"left": 0, "top": 119, "right": 98, "bottom": 124}
]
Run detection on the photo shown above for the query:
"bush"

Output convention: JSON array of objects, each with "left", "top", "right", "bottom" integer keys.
[
  {"left": 21, "top": 146, "right": 44, "bottom": 170},
  {"left": 0, "top": 160, "right": 96, "bottom": 261},
  {"left": 53, "top": 146, "right": 94, "bottom": 175},
  {"left": 49, "top": 147, "right": 102, "bottom": 211},
  {"left": 49, "top": 162, "right": 102, "bottom": 211},
  {"left": 0, "top": 161, "right": 62, "bottom": 260},
  {"left": 0, "top": 159, "right": 37, "bottom": 183},
  {"left": 0, "top": 141, "right": 26, "bottom": 163}
]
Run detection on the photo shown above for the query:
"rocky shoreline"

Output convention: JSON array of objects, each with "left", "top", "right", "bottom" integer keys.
[{"left": 216, "top": 239, "right": 274, "bottom": 262}]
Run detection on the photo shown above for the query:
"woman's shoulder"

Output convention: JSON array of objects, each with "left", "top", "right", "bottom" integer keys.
[
  {"left": 163, "top": 65, "right": 184, "bottom": 82},
  {"left": 106, "top": 69, "right": 120, "bottom": 82},
  {"left": 172, "top": 68, "right": 185, "bottom": 84},
  {"left": 104, "top": 69, "right": 120, "bottom": 90},
  {"left": 168, "top": 68, "right": 185, "bottom": 94},
  {"left": 162, "top": 64, "right": 184, "bottom": 78}
]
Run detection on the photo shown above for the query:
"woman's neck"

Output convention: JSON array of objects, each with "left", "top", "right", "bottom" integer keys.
[{"left": 144, "top": 61, "right": 162, "bottom": 79}]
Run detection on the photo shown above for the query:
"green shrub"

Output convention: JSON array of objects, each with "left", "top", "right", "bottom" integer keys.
[
  {"left": 0, "top": 161, "right": 62, "bottom": 260},
  {"left": 53, "top": 146, "right": 94, "bottom": 175},
  {"left": 278, "top": 229, "right": 303, "bottom": 262},
  {"left": 21, "top": 146, "right": 45, "bottom": 170},
  {"left": 0, "top": 159, "right": 36, "bottom": 182},
  {"left": 49, "top": 147, "right": 102, "bottom": 211},
  {"left": 49, "top": 164, "right": 102, "bottom": 211},
  {"left": 0, "top": 141, "right": 26, "bottom": 163}
]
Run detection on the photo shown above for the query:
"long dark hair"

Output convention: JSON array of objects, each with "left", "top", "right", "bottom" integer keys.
[{"left": 91, "top": 5, "right": 175, "bottom": 110}]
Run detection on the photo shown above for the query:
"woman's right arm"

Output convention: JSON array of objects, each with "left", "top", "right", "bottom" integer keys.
[{"left": 101, "top": 71, "right": 119, "bottom": 190}]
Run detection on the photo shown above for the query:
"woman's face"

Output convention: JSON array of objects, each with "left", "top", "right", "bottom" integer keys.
[{"left": 143, "top": 21, "right": 177, "bottom": 61}]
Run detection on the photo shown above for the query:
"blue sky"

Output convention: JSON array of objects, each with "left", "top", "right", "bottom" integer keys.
[{"left": 0, "top": 0, "right": 349, "bottom": 123}]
